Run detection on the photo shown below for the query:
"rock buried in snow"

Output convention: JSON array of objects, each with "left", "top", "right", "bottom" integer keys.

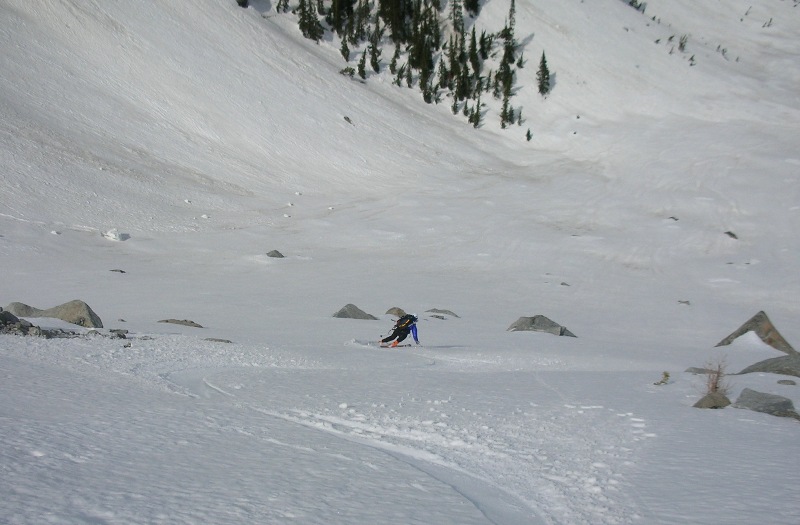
[
  {"left": 5, "top": 300, "right": 103, "bottom": 328},
  {"left": 158, "top": 319, "right": 204, "bottom": 328},
  {"left": 507, "top": 315, "right": 576, "bottom": 337},
  {"left": 333, "top": 304, "right": 378, "bottom": 320},
  {"left": 102, "top": 228, "right": 130, "bottom": 241},
  {"left": 267, "top": 250, "right": 284, "bottom": 258},
  {"left": 732, "top": 388, "right": 800, "bottom": 420},
  {"left": 715, "top": 310, "right": 796, "bottom": 355},
  {"left": 426, "top": 308, "right": 460, "bottom": 318}
]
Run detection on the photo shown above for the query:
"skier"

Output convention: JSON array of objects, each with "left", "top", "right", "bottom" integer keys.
[{"left": 380, "top": 313, "right": 419, "bottom": 347}]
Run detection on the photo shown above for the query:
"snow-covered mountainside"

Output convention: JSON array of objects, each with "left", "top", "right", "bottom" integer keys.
[{"left": 1, "top": 1, "right": 799, "bottom": 523}]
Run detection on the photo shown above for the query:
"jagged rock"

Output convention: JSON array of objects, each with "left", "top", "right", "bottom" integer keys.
[
  {"left": 507, "top": 315, "right": 576, "bottom": 337},
  {"left": 267, "top": 250, "right": 284, "bottom": 258},
  {"left": 5, "top": 300, "right": 103, "bottom": 328},
  {"left": 738, "top": 354, "right": 800, "bottom": 378},
  {"left": 333, "top": 304, "right": 377, "bottom": 320},
  {"left": 158, "top": 319, "right": 204, "bottom": 328},
  {"left": 733, "top": 388, "right": 800, "bottom": 420},
  {"left": 0, "top": 310, "right": 35, "bottom": 336},
  {"left": 693, "top": 392, "right": 731, "bottom": 409},
  {"left": 715, "top": 311, "right": 796, "bottom": 355}
]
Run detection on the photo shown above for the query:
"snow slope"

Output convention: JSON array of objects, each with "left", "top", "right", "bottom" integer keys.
[{"left": 1, "top": 0, "right": 799, "bottom": 523}]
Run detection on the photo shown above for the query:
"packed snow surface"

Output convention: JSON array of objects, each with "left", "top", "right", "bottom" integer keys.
[{"left": 1, "top": 0, "right": 799, "bottom": 523}]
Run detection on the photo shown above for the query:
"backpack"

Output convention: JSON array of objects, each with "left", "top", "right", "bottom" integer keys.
[{"left": 396, "top": 314, "right": 417, "bottom": 329}]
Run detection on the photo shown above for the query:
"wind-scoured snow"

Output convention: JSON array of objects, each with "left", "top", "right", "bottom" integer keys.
[{"left": 1, "top": 0, "right": 799, "bottom": 524}]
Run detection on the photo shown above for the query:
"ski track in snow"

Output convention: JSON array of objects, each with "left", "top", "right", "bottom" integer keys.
[
  {"left": 5, "top": 332, "right": 657, "bottom": 524},
  {"left": 177, "top": 341, "right": 651, "bottom": 524}
]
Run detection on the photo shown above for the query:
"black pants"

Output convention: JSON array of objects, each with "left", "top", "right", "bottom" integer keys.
[{"left": 382, "top": 327, "right": 410, "bottom": 344}]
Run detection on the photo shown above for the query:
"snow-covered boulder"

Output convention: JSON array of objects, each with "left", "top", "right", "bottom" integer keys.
[
  {"left": 715, "top": 311, "right": 796, "bottom": 355},
  {"left": 507, "top": 315, "right": 576, "bottom": 337}
]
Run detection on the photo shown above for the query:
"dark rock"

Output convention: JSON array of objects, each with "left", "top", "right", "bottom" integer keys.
[
  {"left": 777, "top": 380, "right": 796, "bottom": 386},
  {"left": 693, "top": 392, "right": 731, "bottom": 409},
  {"left": 333, "top": 304, "right": 377, "bottom": 320},
  {"left": 733, "top": 388, "right": 800, "bottom": 420},
  {"left": 267, "top": 250, "right": 284, "bottom": 258}
]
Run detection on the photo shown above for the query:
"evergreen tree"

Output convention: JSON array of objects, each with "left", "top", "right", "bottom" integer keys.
[
  {"left": 340, "top": 38, "right": 350, "bottom": 61},
  {"left": 464, "top": 0, "right": 480, "bottom": 17},
  {"left": 471, "top": 90, "right": 483, "bottom": 128},
  {"left": 478, "top": 30, "right": 491, "bottom": 60},
  {"left": 537, "top": 51, "right": 551, "bottom": 96},
  {"left": 468, "top": 27, "right": 480, "bottom": 77},
  {"left": 437, "top": 58, "right": 449, "bottom": 90},
  {"left": 298, "top": 0, "right": 324, "bottom": 42},
  {"left": 328, "top": 0, "right": 356, "bottom": 36},
  {"left": 500, "top": 94, "right": 510, "bottom": 128},
  {"left": 395, "top": 63, "right": 406, "bottom": 86},
  {"left": 389, "top": 42, "right": 401, "bottom": 74},
  {"left": 456, "top": 65, "right": 471, "bottom": 101},
  {"left": 450, "top": 0, "right": 464, "bottom": 36},
  {"left": 447, "top": 34, "right": 460, "bottom": 89},
  {"left": 526, "top": 128, "right": 532, "bottom": 141},
  {"left": 422, "top": 75, "right": 434, "bottom": 104},
  {"left": 358, "top": 51, "right": 367, "bottom": 79},
  {"left": 370, "top": 43, "right": 381, "bottom": 72},
  {"left": 369, "top": 21, "right": 382, "bottom": 73}
]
